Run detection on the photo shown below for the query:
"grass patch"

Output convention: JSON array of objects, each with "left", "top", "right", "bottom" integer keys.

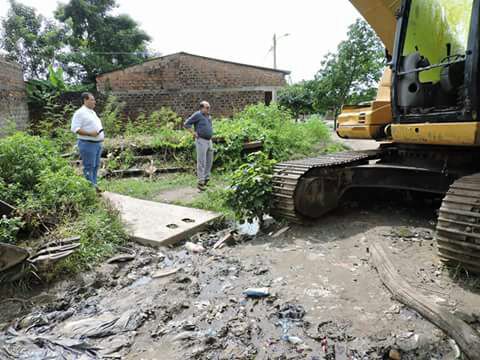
[
  {"left": 100, "top": 173, "right": 198, "bottom": 199},
  {"left": 102, "top": 172, "right": 234, "bottom": 219},
  {"left": 49, "top": 201, "right": 128, "bottom": 276}
]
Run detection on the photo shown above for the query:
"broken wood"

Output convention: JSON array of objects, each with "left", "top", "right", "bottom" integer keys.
[
  {"left": 213, "top": 232, "right": 234, "bottom": 249},
  {"left": 107, "top": 254, "right": 136, "bottom": 264},
  {"left": 272, "top": 226, "right": 290, "bottom": 238},
  {"left": 370, "top": 242, "right": 480, "bottom": 360},
  {"left": 152, "top": 267, "right": 181, "bottom": 279}
]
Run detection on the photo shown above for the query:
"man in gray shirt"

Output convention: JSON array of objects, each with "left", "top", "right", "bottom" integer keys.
[{"left": 184, "top": 101, "right": 213, "bottom": 191}]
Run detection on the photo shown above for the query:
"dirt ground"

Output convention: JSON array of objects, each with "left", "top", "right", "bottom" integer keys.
[{"left": 1, "top": 194, "right": 480, "bottom": 359}]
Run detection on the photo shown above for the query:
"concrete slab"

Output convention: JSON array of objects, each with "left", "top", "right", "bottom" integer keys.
[{"left": 103, "top": 192, "right": 221, "bottom": 247}]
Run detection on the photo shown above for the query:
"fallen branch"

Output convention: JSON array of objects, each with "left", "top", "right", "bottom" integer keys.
[{"left": 369, "top": 243, "right": 480, "bottom": 360}]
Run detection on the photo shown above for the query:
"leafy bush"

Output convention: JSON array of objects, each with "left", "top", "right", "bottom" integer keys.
[
  {"left": 225, "top": 152, "right": 277, "bottom": 225},
  {"left": 0, "top": 216, "right": 24, "bottom": 244},
  {"left": 125, "top": 107, "right": 183, "bottom": 134},
  {"left": 215, "top": 104, "right": 331, "bottom": 168},
  {"left": 0, "top": 133, "right": 96, "bottom": 237},
  {"left": 101, "top": 95, "right": 125, "bottom": 136}
]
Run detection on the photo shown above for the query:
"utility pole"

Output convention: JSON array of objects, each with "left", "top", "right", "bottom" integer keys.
[
  {"left": 270, "top": 33, "right": 289, "bottom": 69},
  {"left": 273, "top": 33, "right": 277, "bottom": 69}
]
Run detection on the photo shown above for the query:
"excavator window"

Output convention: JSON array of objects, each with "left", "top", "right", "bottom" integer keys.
[{"left": 395, "top": 0, "right": 475, "bottom": 117}]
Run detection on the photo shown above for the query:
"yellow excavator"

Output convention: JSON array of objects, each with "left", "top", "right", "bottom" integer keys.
[{"left": 272, "top": 0, "right": 480, "bottom": 273}]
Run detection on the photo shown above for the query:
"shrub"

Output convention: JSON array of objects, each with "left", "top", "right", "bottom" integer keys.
[
  {"left": 101, "top": 95, "right": 125, "bottom": 136},
  {"left": 214, "top": 104, "right": 332, "bottom": 168},
  {"left": 126, "top": 107, "right": 183, "bottom": 135},
  {"left": 0, "top": 133, "right": 63, "bottom": 199},
  {"left": 0, "top": 216, "right": 24, "bottom": 244},
  {"left": 0, "top": 133, "right": 95, "bottom": 237},
  {"left": 225, "top": 152, "right": 277, "bottom": 225}
]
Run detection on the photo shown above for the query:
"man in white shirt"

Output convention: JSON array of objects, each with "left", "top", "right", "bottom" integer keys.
[{"left": 71, "top": 92, "right": 105, "bottom": 188}]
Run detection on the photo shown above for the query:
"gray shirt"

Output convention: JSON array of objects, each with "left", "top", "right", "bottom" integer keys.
[{"left": 184, "top": 111, "right": 213, "bottom": 140}]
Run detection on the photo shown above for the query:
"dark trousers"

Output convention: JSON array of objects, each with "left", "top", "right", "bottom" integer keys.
[{"left": 78, "top": 140, "right": 102, "bottom": 185}]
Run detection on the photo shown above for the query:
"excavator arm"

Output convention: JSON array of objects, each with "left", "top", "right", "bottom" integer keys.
[{"left": 349, "top": 0, "right": 400, "bottom": 53}]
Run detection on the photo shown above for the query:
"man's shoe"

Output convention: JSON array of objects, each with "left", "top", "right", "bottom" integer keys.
[
  {"left": 197, "top": 182, "right": 206, "bottom": 191},
  {"left": 204, "top": 178, "right": 209, "bottom": 186},
  {"left": 95, "top": 186, "right": 104, "bottom": 194}
]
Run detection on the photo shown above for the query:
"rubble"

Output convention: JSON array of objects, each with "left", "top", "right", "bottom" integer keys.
[{"left": 0, "top": 206, "right": 477, "bottom": 359}]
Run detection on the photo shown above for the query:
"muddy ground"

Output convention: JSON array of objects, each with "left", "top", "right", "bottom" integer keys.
[{"left": 1, "top": 193, "right": 480, "bottom": 359}]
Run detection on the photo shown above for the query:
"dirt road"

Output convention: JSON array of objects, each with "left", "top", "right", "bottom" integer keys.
[{"left": 1, "top": 194, "right": 479, "bottom": 359}]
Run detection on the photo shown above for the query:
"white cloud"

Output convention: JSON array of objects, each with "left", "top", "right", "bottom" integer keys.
[{"left": 0, "top": 0, "right": 361, "bottom": 82}]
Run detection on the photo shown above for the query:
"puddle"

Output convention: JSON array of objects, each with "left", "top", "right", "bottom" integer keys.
[{"left": 129, "top": 276, "right": 153, "bottom": 289}]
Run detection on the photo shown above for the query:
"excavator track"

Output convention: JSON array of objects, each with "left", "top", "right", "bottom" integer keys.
[
  {"left": 437, "top": 173, "right": 480, "bottom": 274},
  {"left": 271, "top": 150, "right": 382, "bottom": 223}
]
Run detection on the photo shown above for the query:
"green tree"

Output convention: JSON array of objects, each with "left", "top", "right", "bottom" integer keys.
[
  {"left": 314, "top": 19, "right": 385, "bottom": 118},
  {"left": 277, "top": 81, "right": 316, "bottom": 119},
  {"left": 0, "top": 0, "right": 63, "bottom": 79},
  {"left": 54, "top": 0, "right": 151, "bottom": 82}
]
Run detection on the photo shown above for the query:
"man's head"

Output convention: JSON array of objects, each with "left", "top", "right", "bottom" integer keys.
[
  {"left": 199, "top": 101, "right": 210, "bottom": 115},
  {"left": 82, "top": 92, "right": 96, "bottom": 109}
]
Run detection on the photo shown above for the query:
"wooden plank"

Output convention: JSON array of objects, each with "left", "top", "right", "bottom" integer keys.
[{"left": 370, "top": 243, "right": 480, "bottom": 360}]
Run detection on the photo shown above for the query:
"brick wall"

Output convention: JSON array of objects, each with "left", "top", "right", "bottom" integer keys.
[
  {"left": 96, "top": 53, "right": 288, "bottom": 119},
  {"left": 0, "top": 58, "right": 28, "bottom": 132}
]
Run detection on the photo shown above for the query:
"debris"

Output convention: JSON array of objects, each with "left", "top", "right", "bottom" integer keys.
[
  {"left": 62, "top": 309, "right": 146, "bottom": 339},
  {"left": 370, "top": 242, "right": 480, "bottom": 360},
  {"left": 277, "top": 303, "right": 306, "bottom": 320},
  {"left": 448, "top": 339, "right": 461, "bottom": 359},
  {"left": 0, "top": 328, "right": 98, "bottom": 359},
  {"left": 213, "top": 232, "right": 234, "bottom": 249},
  {"left": 283, "top": 335, "right": 303, "bottom": 345},
  {"left": 388, "top": 348, "right": 401, "bottom": 360},
  {"left": 334, "top": 342, "right": 348, "bottom": 360},
  {"left": 185, "top": 242, "right": 205, "bottom": 253},
  {"left": 173, "top": 331, "right": 198, "bottom": 342},
  {"left": 152, "top": 267, "right": 181, "bottom": 279},
  {"left": 107, "top": 254, "right": 136, "bottom": 264},
  {"left": 243, "top": 287, "right": 270, "bottom": 298},
  {"left": 272, "top": 226, "right": 290, "bottom": 238}
]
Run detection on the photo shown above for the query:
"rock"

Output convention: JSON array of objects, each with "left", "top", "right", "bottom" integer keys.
[
  {"left": 389, "top": 349, "right": 401, "bottom": 360},
  {"left": 284, "top": 335, "right": 303, "bottom": 345},
  {"left": 185, "top": 242, "right": 205, "bottom": 253},
  {"left": 396, "top": 333, "right": 419, "bottom": 352}
]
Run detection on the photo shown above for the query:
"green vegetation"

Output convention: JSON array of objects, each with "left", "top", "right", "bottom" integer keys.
[
  {"left": 101, "top": 103, "right": 341, "bottom": 223},
  {"left": 101, "top": 173, "right": 198, "bottom": 199},
  {"left": 225, "top": 152, "right": 276, "bottom": 225},
  {"left": 278, "top": 19, "right": 385, "bottom": 118},
  {"left": 0, "top": 133, "right": 126, "bottom": 278},
  {"left": 2, "top": 0, "right": 151, "bottom": 82},
  {"left": 49, "top": 203, "right": 128, "bottom": 274}
]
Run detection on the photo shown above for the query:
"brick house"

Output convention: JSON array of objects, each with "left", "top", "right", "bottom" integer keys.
[
  {"left": 0, "top": 57, "right": 28, "bottom": 131},
  {"left": 96, "top": 52, "right": 290, "bottom": 119}
]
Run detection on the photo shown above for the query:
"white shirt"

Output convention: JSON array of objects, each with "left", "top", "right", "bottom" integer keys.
[{"left": 71, "top": 105, "right": 105, "bottom": 141}]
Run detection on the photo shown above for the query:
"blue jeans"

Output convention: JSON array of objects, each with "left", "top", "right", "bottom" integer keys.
[{"left": 78, "top": 140, "right": 102, "bottom": 185}]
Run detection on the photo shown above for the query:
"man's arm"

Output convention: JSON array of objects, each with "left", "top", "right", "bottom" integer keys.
[
  {"left": 71, "top": 112, "right": 99, "bottom": 137},
  {"left": 184, "top": 113, "right": 199, "bottom": 139}
]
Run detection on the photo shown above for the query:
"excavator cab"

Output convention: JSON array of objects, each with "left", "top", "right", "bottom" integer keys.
[
  {"left": 393, "top": 0, "right": 477, "bottom": 117},
  {"left": 390, "top": 0, "right": 480, "bottom": 145}
]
